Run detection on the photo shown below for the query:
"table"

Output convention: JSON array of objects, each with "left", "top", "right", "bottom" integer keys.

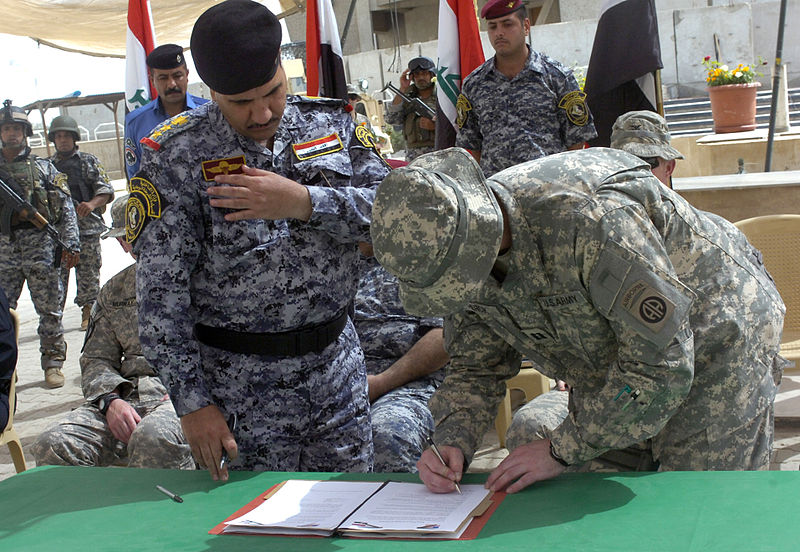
[{"left": 1, "top": 466, "right": 798, "bottom": 551}]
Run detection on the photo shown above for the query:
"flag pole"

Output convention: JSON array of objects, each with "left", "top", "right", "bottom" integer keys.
[
  {"left": 764, "top": 0, "right": 788, "bottom": 172},
  {"left": 654, "top": 69, "right": 664, "bottom": 117}
]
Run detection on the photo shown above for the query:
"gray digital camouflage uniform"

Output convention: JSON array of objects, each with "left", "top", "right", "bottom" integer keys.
[
  {"left": 50, "top": 149, "right": 113, "bottom": 309},
  {"left": 455, "top": 47, "right": 597, "bottom": 177},
  {"left": 372, "top": 147, "right": 786, "bottom": 471},
  {"left": 385, "top": 86, "right": 437, "bottom": 162},
  {"left": 31, "top": 264, "right": 193, "bottom": 468},
  {"left": 0, "top": 148, "right": 79, "bottom": 366},
  {"left": 354, "top": 255, "right": 444, "bottom": 472},
  {"left": 133, "top": 97, "right": 389, "bottom": 472}
]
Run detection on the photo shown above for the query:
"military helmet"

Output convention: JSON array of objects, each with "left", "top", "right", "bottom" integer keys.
[
  {"left": 48, "top": 115, "right": 81, "bottom": 143},
  {"left": 0, "top": 100, "right": 33, "bottom": 137}
]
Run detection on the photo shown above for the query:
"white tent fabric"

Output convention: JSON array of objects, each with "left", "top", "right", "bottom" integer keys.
[{"left": 0, "top": 0, "right": 302, "bottom": 57}]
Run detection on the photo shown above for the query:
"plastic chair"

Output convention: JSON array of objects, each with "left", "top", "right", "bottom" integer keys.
[
  {"left": 495, "top": 362, "right": 552, "bottom": 448},
  {"left": 0, "top": 308, "right": 26, "bottom": 473},
  {"left": 734, "top": 214, "right": 800, "bottom": 372}
]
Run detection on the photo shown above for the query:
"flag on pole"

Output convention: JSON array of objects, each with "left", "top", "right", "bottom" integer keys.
[
  {"left": 306, "top": 0, "right": 347, "bottom": 100},
  {"left": 435, "top": 0, "right": 485, "bottom": 150},
  {"left": 125, "top": 0, "right": 156, "bottom": 112},
  {"left": 584, "top": 0, "right": 662, "bottom": 147}
]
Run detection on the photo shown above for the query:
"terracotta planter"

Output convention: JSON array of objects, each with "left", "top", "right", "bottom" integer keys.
[{"left": 707, "top": 82, "right": 761, "bottom": 133}]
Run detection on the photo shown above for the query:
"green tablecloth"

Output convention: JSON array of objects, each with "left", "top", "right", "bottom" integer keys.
[{"left": 1, "top": 466, "right": 797, "bottom": 551}]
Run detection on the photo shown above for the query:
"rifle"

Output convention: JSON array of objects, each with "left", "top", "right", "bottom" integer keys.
[
  {"left": 382, "top": 82, "right": 436, "bottom": 119},
  {"left": 0, "top": 172, "right": 77, "bottom": 256},
  {"left": 70, "top": 197, "right": 110, "bottom": 230}
]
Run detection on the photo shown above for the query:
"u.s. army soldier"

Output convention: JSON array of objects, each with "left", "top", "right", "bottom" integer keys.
[
  {"left": 130, "top": 0, "right": 389, "bottom": 480},
  {"left": 371, "top": 146, "right": 786, "bottom": 494}
]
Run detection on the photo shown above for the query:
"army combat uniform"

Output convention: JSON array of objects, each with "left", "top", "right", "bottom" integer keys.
[
  {"left": 373, "top": 147, "right": 785, "bottom": 472},
  {"left": 132, "top": 97, "right": 389, "bottom": 472},
  {"left": 385, "top": 85, "right": 437, "bottom": 162},
  {"left": 456, "top": 48, "right": 597, "bottom": 177},
  {"left": 50, "top": 148, "right": 114, "bottom": 313},
  {"left": 32, "top": 264, "right": 193, "bottom": 468},
  {"left": 0, "top": 147, "right": 79, "bottom": 370},
  {"left": 354, "top": 256, "right": 444, "bottom": 472}
]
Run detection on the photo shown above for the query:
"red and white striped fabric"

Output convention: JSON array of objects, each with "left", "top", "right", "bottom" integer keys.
[
  {"left": 125, "top": 0, "right": 156, "bottom": 112},
  {"left": 435, "top": 0, "right": 485, "bottom": 150},
  {"left": 305, "top": 0, "right": 347, "bottom": 101}
]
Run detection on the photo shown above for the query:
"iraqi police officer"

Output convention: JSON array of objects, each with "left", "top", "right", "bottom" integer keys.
[
  {"left": 130, "top": 0, "right": 389, "bottom": 480},
  {"left": 32, "top": 195, "right": 193, "bottom": 469},
  {"left": 371, "top": 147, "right": 786, "bottom": 494},
  {"left": 455, "top": 0, "right": 596, "bottom": 177},
  {"left": 385, "top": 57, "right": 437, "bottom": 162},
  {"left": 124, "top": 44, "right": 209, "bottom": 179},
  {"left": 0, "top": 101, "right": 80, "bottom": 388},
  {"left": 48, "top": 115, "right": 114, "bottom": 330}
]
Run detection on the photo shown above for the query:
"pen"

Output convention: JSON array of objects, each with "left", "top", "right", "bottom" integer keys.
[
  {"left": 156, "top": 485, "right": 183, "bottom": 503},
  {"left": 426, "top": 436, "right": 461, "bottom": 494},
  {"left": 220, "top": 412, "right": 238, "bottom": 470}
]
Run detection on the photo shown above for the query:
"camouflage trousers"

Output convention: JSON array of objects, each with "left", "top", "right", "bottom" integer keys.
[
  {"left": 31, "top": 397, "right": 194, "bottom": 469},
  {"left": 203, "top": 321, "right": 373, "bottom": 472},
  {"left": 507, "top": 389, "right": 774, "bottom": 471},
  {"left": 0, "top": 230, "right": 66, "bottom": 361},
  {"left": 60, "top": 233, "right": 102, "bottom": 308},
  {"left": 405, "top": 146, "right": 435, "bottom": 162},
  {"left": 371, "top": 383, "right": 437, "bottom": 472}
]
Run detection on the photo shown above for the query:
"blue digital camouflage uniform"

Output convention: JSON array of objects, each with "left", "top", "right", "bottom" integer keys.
[
  {"left": 132, "top": 97, "right": 389, "bottom": 472},
  {"left": 0, "top": 148, "right": 79, "bottom": 366},
  {"left": 31, "top": 264, "right": 193, "bottom": 468},
  {"left": 385, "top": 86, "right": 437, "bottom": 162},
  {"left": 432, "top": 149, "right": 786, "bottom": 470},
  {"left": 354, "top": 255, "right": 444, "bottom": 472},
  {"left": 50, "top": 148, "right": 114, "bottom": 309},
  {"left": 455, "top": 47, "right": 597, "bottom": 177},
  {"left": 124, "top": 93, "right": 209, "bottom": 179}
]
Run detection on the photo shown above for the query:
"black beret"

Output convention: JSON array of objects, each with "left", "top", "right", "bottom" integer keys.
[
  {"left": 190, "top": 0, "right": 282, "bottom": 95},
  {"left": 146, "top": 44, "right": 186, "bottom": 70}
]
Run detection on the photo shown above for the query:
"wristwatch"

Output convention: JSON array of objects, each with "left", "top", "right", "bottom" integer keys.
[
  {"left": 549, "top": 441, "right": 569, "bottom": 467},
  {"left": 96, "top": 392, "right": 121, "bottom": 416}
]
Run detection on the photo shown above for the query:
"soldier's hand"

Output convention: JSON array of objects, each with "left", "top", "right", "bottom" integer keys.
[
  {"left": 400, "top": 69, "right": 412, "bottom": 91},
  {"left": 180, "top": 404, "right": 238, "bottom": 482},
  {"left": 106, "top": 399, "right": 141, "bottom": 443},
  {"left": 207, "top": 165, "right": 312, "bottom": 222},
  {"left": 418, "top": 117, "right": 436, "bottom": 131},
  {"left": 485, "top": 439, "right": 565, "bottom": 494},
  {"left": 417, "top": 445, "right": 463, "bottom": 494},
  {"left": 61, "top": 250, "right": 80, "bottom": 269},
  {"left": 76, "top": 201, "right": 93, "bottom": 218}
]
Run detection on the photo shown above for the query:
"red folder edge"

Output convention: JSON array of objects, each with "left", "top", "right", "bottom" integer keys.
[{"left": 209, "top": 484, "right": 507, "bottom": 541}]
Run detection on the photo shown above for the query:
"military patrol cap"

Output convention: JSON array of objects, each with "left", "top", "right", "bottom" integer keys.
[
  {"left": 146, "top": 44, "right": 186, "bottom": 70},
  {"left": 408, "top": 57, "right": 435, "bottom": 73},
  {"left": 190, "top": 0, "right": 282, "bottom": 95},
  {"left": 371, "top": 147, "right": 503, "bottom": 317},
  {"left": 101, "top": 194, "right": 129, "bottom": 239},
  {"left": 610, "top": 110, "right": 684, "bottom": 161},
  {"left": 481, "top": 0, "right": 525, "bottom": 19}
]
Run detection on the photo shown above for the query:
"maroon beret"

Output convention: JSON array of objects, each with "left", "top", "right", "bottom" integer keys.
[{"left": 480, "top": 0, "right": 524, "bottom": 19}]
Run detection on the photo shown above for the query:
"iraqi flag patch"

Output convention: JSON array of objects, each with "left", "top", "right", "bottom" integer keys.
[{"left": 292, "top": 133, "right": 343, "bottom": 161}]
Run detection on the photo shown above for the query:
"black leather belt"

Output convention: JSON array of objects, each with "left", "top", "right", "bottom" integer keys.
[{"left": 194, "top": 310, "right": 348, "bottom": 357}]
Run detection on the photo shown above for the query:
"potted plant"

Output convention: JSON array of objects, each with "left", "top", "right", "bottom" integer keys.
[{"left": 702, "top": 56, "right": 765, "bottom": 133}]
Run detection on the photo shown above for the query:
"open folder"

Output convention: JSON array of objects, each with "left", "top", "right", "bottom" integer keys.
[{"left": 210, "top": 479, "right": 504, "bottom": 540}]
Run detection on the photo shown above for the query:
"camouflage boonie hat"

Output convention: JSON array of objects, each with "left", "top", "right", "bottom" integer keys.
[
  {"left": 101, "top": 194, "right": 129, "bottom": 239},
  {"left": 371, "top": 147, "right": 503, "bottom": 317},
  {"left": 610, "top": 110, "right": 684, "bottom": 161}
]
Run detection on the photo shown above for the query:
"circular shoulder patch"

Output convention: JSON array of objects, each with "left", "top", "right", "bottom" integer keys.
[
  {"left": 456, "top": 94, "right": 472, "bottom": 129},
  {"left": 355, "top": 125, "right": 377, "bottom": 149},
  {"left": 557, "top": 90, "right": 589, "bottom": 126}
]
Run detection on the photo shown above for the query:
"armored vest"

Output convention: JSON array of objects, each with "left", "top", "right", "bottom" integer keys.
[
  {"left": 53, "top": 153, "right": 97, "bottom": 211},
  {"left": 403, "top": 89, "right": 436, "bottom": 150},
  {"left": 1, "top": 156, "right": 63, "bottom": 227}
]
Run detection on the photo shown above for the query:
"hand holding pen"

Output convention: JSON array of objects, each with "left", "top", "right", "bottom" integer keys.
[
  {"left": 219, "top": 412, "right": 238, "bottom": 473},
  {"left": 422, "top": 436, "right": 462, "bottom": 494}
]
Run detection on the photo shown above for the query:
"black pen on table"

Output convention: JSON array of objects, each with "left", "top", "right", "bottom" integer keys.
[
  {"left": 219, "top": 412, "right": 238, "bottom": 470},
  {"left": 426, "top": 436, "right": 461, "bottom": 494},
  {"left": 156, "top": 485, "right": 183, "bottom": 503}
]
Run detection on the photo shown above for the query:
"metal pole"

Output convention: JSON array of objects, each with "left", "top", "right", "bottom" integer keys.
[
  {"left": 340, "top": 0, "right": 358, "bottom": 51},
  {"left": 765, "top": 0, "right": 788, "bottom": 172}
]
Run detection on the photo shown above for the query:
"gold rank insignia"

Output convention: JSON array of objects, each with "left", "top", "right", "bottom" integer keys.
[
  {"left": 126, "top": 176, "right": 163, "bottom": 244},
  {"left": 201, "top": 155, "right": 246, "bottom": 181},
  {"left": 506, "top": 1, "right": 515, "bottom": 7},
  {"left": 456, "top": 94, "right": 472, "bottom": 129},
  {"left": 558, "top": 90, "right": 589, "bottom": 126}
]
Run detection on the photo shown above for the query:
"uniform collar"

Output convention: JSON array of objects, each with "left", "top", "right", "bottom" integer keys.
[{"left": 489, "top": 46, "right": 545, "bottom": 79}]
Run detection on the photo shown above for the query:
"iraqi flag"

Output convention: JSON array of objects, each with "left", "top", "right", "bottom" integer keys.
[
  {"left": 306, "top": 0, "right": 347, "bottom": 101},
  {"left": 584, "top": 0, "right": 662, "bottom": 147},
  {"left": 125, "top": 0, "right": 156, "bottom": 112},
  {"left": 435, "top": 0, "right": 485, "bottom": 150}
]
